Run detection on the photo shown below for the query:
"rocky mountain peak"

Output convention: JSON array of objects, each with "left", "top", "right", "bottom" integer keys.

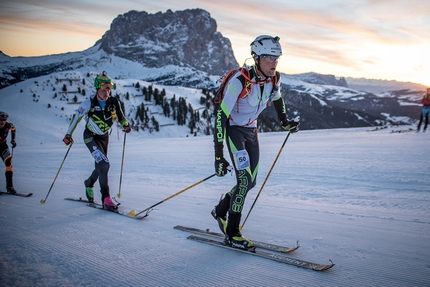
[
  {"left": 97, "top": 9, "right": 238, "bottom": 75},
  {"left": 294, "top": 72, "right": 348, "bottom": 87}
]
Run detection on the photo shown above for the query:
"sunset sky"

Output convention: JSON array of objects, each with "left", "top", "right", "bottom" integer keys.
[{"left": 1, "top": 0, "right": 429, "bottom": 86}]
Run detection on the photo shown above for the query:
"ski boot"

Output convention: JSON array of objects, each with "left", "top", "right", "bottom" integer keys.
[
  {"left": 224, "top": 213, "right": 255, "bottom": 251},
  {"left": 230, "top": 232, "right": 255, "bottom": 251},
  {"left": 211, "top": 207, "right": 227, "bottom": 235},
  {"left": 211, "top": 194, "right": 230, "bottom": 234},
  {"left": 84, "top": 179, "right": 94, "bottom": 203},
  {"left": 6, "top": 186, "right": 17, "bottom": 194},
  {"left": 222, "top": 232, "right": 255, "bottom": 251},
  {"left": 103, "top": 197, "right": 118, "bottom": 212}
]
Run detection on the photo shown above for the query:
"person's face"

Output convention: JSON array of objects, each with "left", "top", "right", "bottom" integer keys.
[
  {"left": 258, "top": 55, "right": 279, "bottom": 77},
  {"left": 97, "top": 82, "right": 112, "bottom": 100}
]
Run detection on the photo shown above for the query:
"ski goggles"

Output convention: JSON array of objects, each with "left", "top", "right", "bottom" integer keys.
[
  {"left": 260, "top": 54, "right": 280, "bottom": 62},
  {"left": 100, "top": 82, "right": 113, "bottom": 90}
]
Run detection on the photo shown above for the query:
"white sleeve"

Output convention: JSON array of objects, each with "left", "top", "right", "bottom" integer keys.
[{"left": 65, "top": 98, "right": 92, "bottom": 135}]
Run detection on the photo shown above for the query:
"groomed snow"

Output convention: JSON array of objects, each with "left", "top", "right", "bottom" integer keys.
[{"left": 1, "top": 126, "right": 429, "bottom": 286}]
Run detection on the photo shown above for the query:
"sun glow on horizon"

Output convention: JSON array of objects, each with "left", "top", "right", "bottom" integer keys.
[{"left": 0, "top": 1, "right": 429, "bottom": 87}]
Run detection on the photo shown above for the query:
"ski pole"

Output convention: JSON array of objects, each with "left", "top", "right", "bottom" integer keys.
[
  {"left": 134, "top": 173, "right": 216, "bottom": 217},
  {"left": 117, "top": 132, "right": 127, "bottom": 198},
  {"left": 40, "top": 142, "right": 73, "bottom": 204},
  {"left": 240, "top": 131, "right": 291, "bottom": 230}
]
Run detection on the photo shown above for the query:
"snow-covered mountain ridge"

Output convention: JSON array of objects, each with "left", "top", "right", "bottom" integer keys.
[
  {"left": 0, "top": 8, "right": 426, "bottom": 138},
  {"left": 0, "top": 67, "right": 424, "bottom": 148}
]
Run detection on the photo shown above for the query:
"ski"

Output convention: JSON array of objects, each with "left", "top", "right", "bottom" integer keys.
[
  {"left": 64, "top": 197, "right": 101, "bottom": 205},
  {"left": 174, "top": 225, "right": 299, "bottom": 253},
  {"left": 65, "top": 197, "right": 148, "bottom": 219},
  {"left": 0, "top": 191, "right": 33, "bottom": 197},
  {"left": 366, "top": 125, "right": 388, "bottom": 132},
  {"left": 187, "top": 235, "right": 334, "bottom": 271},
  {"left": 86, "top": 203, "right": 148, "bottom": 219},
  {"left": 391, "top": 128, "right": 414, "bottom": 133}
]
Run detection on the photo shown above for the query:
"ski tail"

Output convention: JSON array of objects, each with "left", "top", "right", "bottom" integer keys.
[{"left": 187, "top": 235, "right": 334, "bottom": 271}]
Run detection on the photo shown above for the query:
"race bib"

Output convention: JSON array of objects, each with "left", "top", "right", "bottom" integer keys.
[
  {"left": 91, "top": 147, "right": 108, "bottom": 163},
  {"left": 233, "top": 150, "right": 250, "bottom": 170}
]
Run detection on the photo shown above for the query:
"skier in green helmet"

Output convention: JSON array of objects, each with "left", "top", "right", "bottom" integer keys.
[{"left": 63, "top": 71, "right": 131, "bottom": 210}]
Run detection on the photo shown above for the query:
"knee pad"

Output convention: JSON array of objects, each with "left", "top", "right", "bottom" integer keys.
[{"left": 4, "top": 156, "right": 12, "bottom": 171}]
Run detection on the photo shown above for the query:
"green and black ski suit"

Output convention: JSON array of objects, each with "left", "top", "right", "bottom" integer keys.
[
  {"left": 213, "top": 66, "right": 287, "bottom": 237},
  {"left": 66, "top": 96, "right": 129, "bottom": 202}
]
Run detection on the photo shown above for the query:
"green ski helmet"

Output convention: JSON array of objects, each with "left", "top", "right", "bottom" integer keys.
[
  {"left": 0, "top": 111, "right": 8, "bottom": 120},
  {"left": 250, "top": 35, "right": 282, "bottom": 57},
  {"left": 94, "top": 71, "right": 116, "bottom": 89}
]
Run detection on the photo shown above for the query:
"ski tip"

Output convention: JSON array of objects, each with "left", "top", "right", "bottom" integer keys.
[{"left": 127, "top": 209, "right": 137, "bottom": 217}]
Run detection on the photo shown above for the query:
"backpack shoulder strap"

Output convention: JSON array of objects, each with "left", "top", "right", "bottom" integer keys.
[
  {"left": 91, "top": 95, "right": 99, "bottom": 106},
  {"left": 273, "top": 71, "right": 280, "bottom": 85},
  {"left": 88, "top": 95, "right": 97, "bottom": 116},
  {"left": 238, "top": 67, "right": 254, "bottom": 98},
  {"left": 267, "top": 71, "right": 280, "bottom": 98}
]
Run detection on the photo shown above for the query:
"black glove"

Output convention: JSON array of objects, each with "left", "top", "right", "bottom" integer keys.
[
  {"left": 123, "top": 124, "right": 131, "bottom": 133},
  {"left": 10, "top": 141, "right": 16, "bottom": 148},
  {"left": 214, "top": 144, "right": 231, "bottom": 176},
  {"left": 63, "top": 134, "right": 73, "bottom": 146},
  {"left": 281, "top": 117, "right": 300, "bottom": 133},
  {"left": 215, "top": 157, "right": 231, "bottom": 177}
]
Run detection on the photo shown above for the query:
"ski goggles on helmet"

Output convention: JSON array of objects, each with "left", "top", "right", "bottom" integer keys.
[
  {"left": 94, "top": 71, "right": 116, "bottom": 90},
  {"left": 100, "top": 82, "right": 113, "bottom": 90},
  {"left": 260, "top": 54, "right": 280, "bottom": 62}
]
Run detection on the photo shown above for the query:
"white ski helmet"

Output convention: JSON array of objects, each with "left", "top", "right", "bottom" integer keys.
[{"left": 250, "top": 35, "right": 282, "bottom": 57}]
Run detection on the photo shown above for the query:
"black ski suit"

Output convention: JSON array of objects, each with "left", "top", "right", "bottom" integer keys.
[{"left": 0, "top": 122, "right": 16, "bottom": 189}]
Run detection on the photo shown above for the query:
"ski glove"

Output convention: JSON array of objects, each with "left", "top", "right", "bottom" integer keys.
[
  {"left": 123, "top": 124, "right": 131, "bottom": 133},
  {"left": 10, "top": 141, "right": 16, "bottom": 148},
  {"left": 63, "top": 134, "right": 73, "bottom": 146},
  {"left": 281, "top": 117, "right": 300, "bottom": 133},
  {"left": 214, "top": 144, "right": 231, "bottom": 176},
  {"left": 215, "top": 157, "right": 231, "bottom": 177}
]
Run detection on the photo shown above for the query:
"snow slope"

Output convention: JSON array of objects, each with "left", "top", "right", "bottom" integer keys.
[{"left": 1, "top": 125, "right": 429, "bottom": 286}]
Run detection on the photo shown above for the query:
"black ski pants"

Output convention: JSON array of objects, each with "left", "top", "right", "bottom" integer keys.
[
  {"left": 83, "top": 129, "right": 110, "bottom": 201},
  {"left": 216, "top": 125, "right": 259, "bottom": 237},
  {"left": 0, "top": 142, "right": 13, "bottom": 187},
  {"left": 417, "top": 107, "right": 430, "bottom": 131}
]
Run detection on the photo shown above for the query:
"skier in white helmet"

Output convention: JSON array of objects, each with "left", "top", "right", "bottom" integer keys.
[{"left": 211, "top": 35, "right": 300, "bottom": 250}]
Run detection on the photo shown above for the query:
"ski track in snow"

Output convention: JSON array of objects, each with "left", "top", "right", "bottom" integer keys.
[{"left": 1, "top": 128, "right": 430, "bottom": 286}]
